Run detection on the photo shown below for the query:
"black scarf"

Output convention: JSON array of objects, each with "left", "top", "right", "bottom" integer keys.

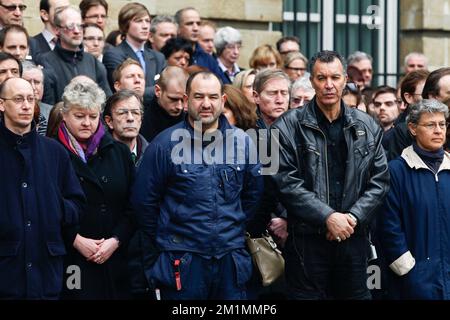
[{"left": 412, "top": 141, "right": 444, "bottom": 173}]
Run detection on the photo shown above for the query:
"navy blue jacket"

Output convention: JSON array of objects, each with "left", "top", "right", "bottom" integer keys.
[
  {"left": 131, "top": 115, "right": 263, "bottom": 255},
  {"left": 379, "top": 146, "right": 450, "bottom": 299},
  {"left": 0, "top": 122, "right": 85, "bottom": 299},
  {"left": 193, "top": 44, "right": 228, "bottom": 84}
]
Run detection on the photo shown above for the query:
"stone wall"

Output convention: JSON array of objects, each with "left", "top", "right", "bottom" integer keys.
[
  {"left": 400, "top": 0, "right": 450, "bottom": 71},
  {"left": 22, "top": 0, "right": 283, "bottom": 68}
]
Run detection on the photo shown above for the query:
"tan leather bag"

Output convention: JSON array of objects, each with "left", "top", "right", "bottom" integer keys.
[{"left": 246, "top": 231, "right": 285, "bottom": 287}]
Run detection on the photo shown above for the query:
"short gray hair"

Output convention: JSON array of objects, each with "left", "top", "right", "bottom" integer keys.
[
  {"left": 214, "top": 26, "right": 241, "bottom": 56},
  {"left": 253, "top": 69, "right": 291, "bottom": 94},
  {"left": 291, "top": 75, "right": 313, "bottom": 94},
  {"left": 22, "top": 61, "right": 43, "bottom": 77},
  {"left": 62, "top": 77, "right": 106, "bottom": 113},
  {"left": 404, "top": 52, "right": 428, "bottom": 67},
  {"left": 406, "top": 99, "right": 449, "bottom": 125},
  {"left": 347, "top": 51, "right": 373, "bottom": 66},
  {"left": 54, "top": 5, "right": 81, "bottom": 28},
  {"left": 150, "top": 15, "right": 177, "bottom": 34}
]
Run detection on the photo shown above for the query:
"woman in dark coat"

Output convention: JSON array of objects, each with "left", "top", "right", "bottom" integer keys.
[
  {"left": 57, "top": 78, "right": 135, "bottom": 299},
  {"left": 379, "top": 99, "right": 450, "bottom": 299}
]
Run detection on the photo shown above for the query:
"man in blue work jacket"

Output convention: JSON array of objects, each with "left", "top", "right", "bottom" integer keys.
[{"left": 131, "top": 71, "right": 263, "bottom": 300}]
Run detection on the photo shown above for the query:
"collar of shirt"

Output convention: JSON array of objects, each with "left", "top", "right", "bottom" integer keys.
[
  {"left": 42, "top": 29, "right": 56, "bottom": 47},
  {"left": 217, "top": 58, "right": 240, "bottom": 77},
  {"left": 131, "top": 141, "right": 138, "bottom": 158},
  {"left": 125, "top": 40, "right": 145, "bottom": 54},
  {"left": 314, "top": 102, "right": 344, "bottom": 127}
]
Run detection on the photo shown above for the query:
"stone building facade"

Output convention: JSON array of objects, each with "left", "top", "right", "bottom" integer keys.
[{"left": 22, "top": 0, "right": 283, "bottom": 69}]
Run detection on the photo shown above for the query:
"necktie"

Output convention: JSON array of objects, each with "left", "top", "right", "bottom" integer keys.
[
  {"left": 136, "top": 50, "right": 146, "bottom": 75},
  {"left": 50, "top": 37, "right": 57, "bottom": 49},
  {"left": 131, "top": 153, "right": 137, "bottom": 164}
]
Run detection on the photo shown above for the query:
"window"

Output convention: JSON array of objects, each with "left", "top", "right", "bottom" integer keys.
[{"left": 276, "top": 0, "right": 400, "bottom": 87}]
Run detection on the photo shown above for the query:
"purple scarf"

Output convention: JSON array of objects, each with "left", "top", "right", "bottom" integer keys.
[{"left": 58, "top": 121, "right": 105, "bottom": 163}]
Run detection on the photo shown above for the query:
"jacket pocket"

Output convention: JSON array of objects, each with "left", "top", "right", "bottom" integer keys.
[
  {"left": 220, "top": 164, "right": 244, "bottom": 201},
  {"left": 148, "top": 251, "right": 193, "bottom": 290},
  {"left": 231, "top": 249, "right": 253, "bottom": 288},
  {"left": 46, "top": 241, "right": 67, "bottom": 256},
  {"left": 0, "top": 241, "right": 20, "bottom": 256}
]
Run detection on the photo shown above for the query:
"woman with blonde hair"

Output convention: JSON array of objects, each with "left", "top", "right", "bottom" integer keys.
[
  {"left": 233, "top": 68, "right": 257, "bottom": 103},
  {"left": 249, "top": 44, "right": 282, "bottom": 71},
  {"left": 283, "top": 51, "right": 308, "bottom": 82},
  {"left": 57, "top": 78, "right": 135, "bottom": 299}
]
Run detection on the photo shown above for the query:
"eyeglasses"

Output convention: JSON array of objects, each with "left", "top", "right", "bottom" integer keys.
[
  {"left": 84, "top": 36, "right": 104, "bottom": 42},
  {"left": 417, "top": 122, "right": 448, "bottom": 130},
  {"left": 0, "top": 3, "right": 27, "bottom": 12},
  {"left": 58, "top": 23, "right": 84, "bottom": 32},
  {"left": 0, "top": 95, "right": 35, "bottom": 105},
  {"left": 85, "top": 14, "right": 108, "bottom": 20},
  {"left": 114, "top": 109, "right": 142, "bottom": 118},
  {"left": 225, "top": 44, "right": 242, "bottom": 50},
  {"left": 285, "top": 66, "right": 306, "bottom": 72}
]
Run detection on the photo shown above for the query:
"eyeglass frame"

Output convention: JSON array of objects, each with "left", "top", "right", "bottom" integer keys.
[
  {"left": 416, "top": 122, "right": 448, "bottom": 130},
  {"left": 0, "top": 3, "right": 26, "bottom": 12},
  {"left": 285, "top": 66, "right": 307, "bottom": 72},
  {"left": 0, "top": 95, "right": 36, "bottom": 105},
  {"left": 113, "top": 108, "right": 142, "bottom": 118},
  {"left": 57, "top": 23, "right": 85, "bottom": 32}
]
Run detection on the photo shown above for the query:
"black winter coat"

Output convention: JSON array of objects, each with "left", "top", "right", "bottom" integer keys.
[{"left": 59, "top": 132, "right": 135, "bottom": 300}]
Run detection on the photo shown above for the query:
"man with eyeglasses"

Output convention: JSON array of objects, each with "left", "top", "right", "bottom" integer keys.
[
  {"left": 36, "top": 5, "right": 111, "bottom": 105},
  {"left": 31, "top": 0, "right": 70, "bottom": 60},
  {"left": 79, "top": 0, "right": 108, "bottom": 31},
  {"left": 0, "top": 0, "right": 26, "bottom": 29},
  {"left": 0, "top": 77, "right": 85, "bottom": 299},
  {"left": 103, "top": 90, "right": 147, "bottom": 167}
]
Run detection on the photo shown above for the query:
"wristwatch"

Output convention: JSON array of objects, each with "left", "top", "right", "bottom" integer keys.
[{"left": 347, "top": 213, "right": 358, "bottom": 225}]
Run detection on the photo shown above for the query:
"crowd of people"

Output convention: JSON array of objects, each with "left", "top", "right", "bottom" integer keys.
[{"left": 1, "top": 0, "right": 450, "bottom": 300}]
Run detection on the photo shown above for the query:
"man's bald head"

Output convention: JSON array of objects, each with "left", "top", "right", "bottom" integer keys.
[{"left": 0, "top": 76, "right": 32, "bottom": 97}]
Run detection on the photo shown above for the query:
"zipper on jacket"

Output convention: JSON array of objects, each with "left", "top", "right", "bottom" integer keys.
[{"left": 304, "top": 123, "right": 330, "bottom": 205}]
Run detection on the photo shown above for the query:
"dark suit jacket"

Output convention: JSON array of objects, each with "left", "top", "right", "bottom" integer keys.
[
  {"left": 103, "top": 41, "right": 166, "bottom": 102},
  {"left": 30, "top": 33, "right": 52, "bottom": 62},
  {"left": 37, "top": 42, "right": 112, "bottom": 105}
]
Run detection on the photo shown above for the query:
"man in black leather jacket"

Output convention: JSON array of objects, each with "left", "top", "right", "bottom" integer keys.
[{"left": 270, "top": 50, "right": 389, "bottom": 299}]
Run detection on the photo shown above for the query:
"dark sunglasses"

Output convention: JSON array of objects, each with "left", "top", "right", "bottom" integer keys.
[{"left": 0, "top": 3, "right": 26, "bottom": 11}]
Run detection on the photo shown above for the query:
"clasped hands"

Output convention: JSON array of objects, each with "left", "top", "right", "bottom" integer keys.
[
  {"left": 73, "top": 234, "right": 119, "bottom": 264},
  {"left": 326, "top": 212, "right": 357, "bottom": 243}
]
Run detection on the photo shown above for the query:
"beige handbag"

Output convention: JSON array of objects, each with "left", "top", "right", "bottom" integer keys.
[{"left": 246, "top": 231, "right": 285, "bottom": 287}]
